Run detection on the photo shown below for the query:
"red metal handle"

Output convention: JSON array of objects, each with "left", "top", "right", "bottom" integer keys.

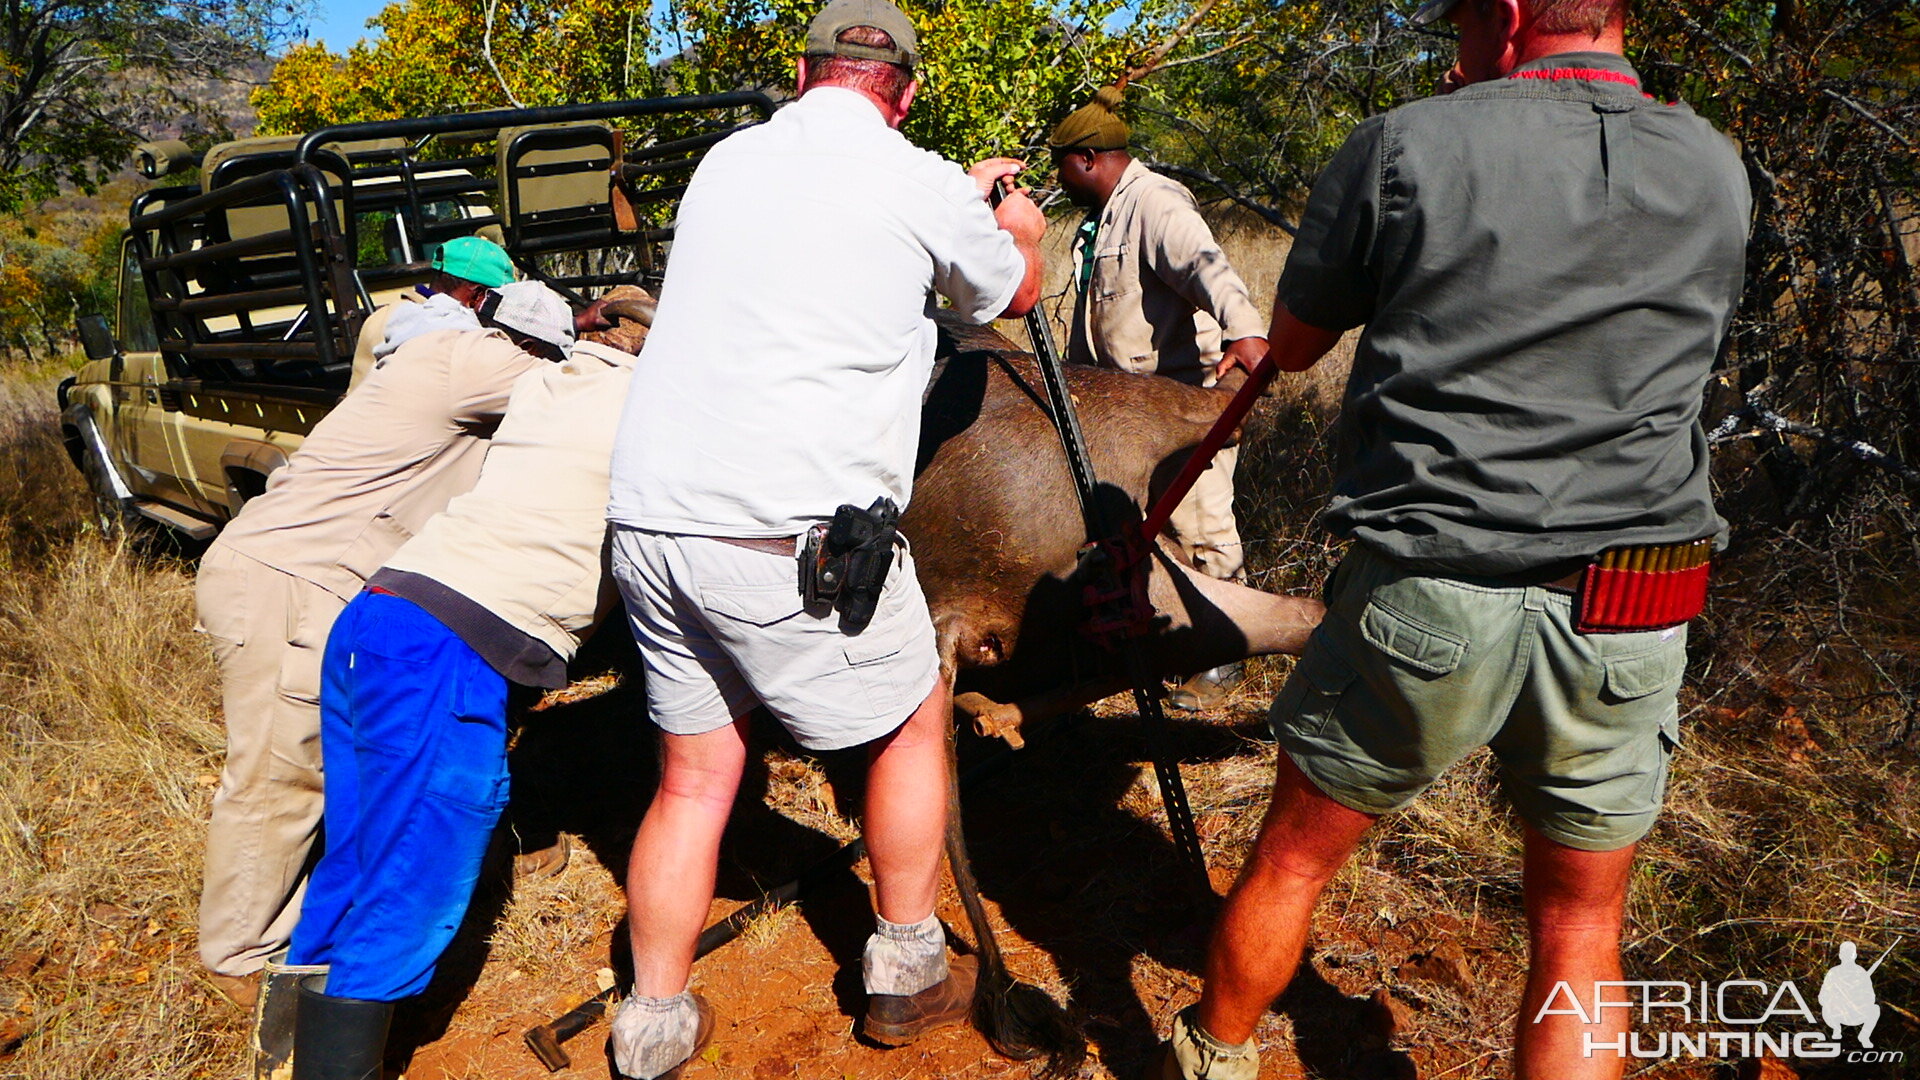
[{"left": 1137, "top": 353, "right": 1278, "bottom": 541}]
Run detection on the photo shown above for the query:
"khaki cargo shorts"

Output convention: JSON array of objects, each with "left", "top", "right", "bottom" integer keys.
[
  {"left": 1273, "top": 544, "right": 1687, "bottom": 851},
  {"left": 611, "top": 525, "right": 941, "bottom": 751}
]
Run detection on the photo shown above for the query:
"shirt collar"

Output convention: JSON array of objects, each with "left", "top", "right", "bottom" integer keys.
[
  {"left": 796, "top": 85, "right": 890, "bottom": 127},
  {"left": 1107, "top": 157, "right": 1153, "bottom": 203},
  {"left": 1509, "top": 51, "right": 1641, "bottom": 84}
]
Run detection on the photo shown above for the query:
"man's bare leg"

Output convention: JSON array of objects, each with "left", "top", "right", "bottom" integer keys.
[
  {"left": 1514, "top": 828, "right": 1636, "bottom": 1080},
  {"left": 626, "top": 716, "right": 752, "bottom": 997},
  {"left": 1196, "top": 753, "right": 1377, "bottom": 1043},
  {"left": 864, "top": 678, "right": 951, "bottom": 923}
]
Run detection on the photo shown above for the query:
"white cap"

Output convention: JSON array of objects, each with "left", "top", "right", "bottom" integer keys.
[{"left": 486, "top": 281, "right": 575, "bottom": 355}]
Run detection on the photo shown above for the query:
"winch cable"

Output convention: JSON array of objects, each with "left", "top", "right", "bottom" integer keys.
[{"left": 989, "top": 181, "right": 1210, "bottom": 903}]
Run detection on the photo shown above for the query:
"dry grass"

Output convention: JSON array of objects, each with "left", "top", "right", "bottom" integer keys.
[{"left": 0, "top": 366, "right": 243, "bottom": 1079}]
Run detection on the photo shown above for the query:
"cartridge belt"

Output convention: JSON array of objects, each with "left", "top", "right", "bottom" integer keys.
[{"left": 1573, "top": 537, "right": 1714, "bottom": 634}]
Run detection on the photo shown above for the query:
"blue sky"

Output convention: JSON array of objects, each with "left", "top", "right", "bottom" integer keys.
[
  {"left": 301, "top": 1, "right": 1151, "bottom": 53},
  {"left": 301, "top": 0, "right": 389, "bottom": 49}
]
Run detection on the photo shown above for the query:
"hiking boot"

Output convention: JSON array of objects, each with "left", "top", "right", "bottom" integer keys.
[
  {"left": 1147, "top": 1006, "right": 1259, "bottom": 1080},
  {"left": 863, "top": 954, "right": 977, "bottom": 1046},
  {"left": 291, "top": 973, "right": 393, "bottom": 1080},
  {"left": 208, "top": 971, "right": 260, "bottom": 1011},
  {"left": 513, "top": 834, "right": 571, "bottom": 881},
  {"left": 1144, "top": 1041, "right": 1183, "bottom": 1080},
  {"left": 652, "top": 995, "right": 715, "bottom": 1080},
  {"left": 253, "top": 953, "right": 327, "bottom": 1080},
  {"left": 1167, "top": 663, "right": 1245, "bottom": 712}
]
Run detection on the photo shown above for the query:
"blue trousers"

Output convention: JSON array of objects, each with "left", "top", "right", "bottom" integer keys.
[{"left": 286, "top": 591, "right": 510, "bottom": 1001}]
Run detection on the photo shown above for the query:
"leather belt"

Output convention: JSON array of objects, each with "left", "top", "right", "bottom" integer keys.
[
  {"left": 710, "top": 535, "right": 799, "bottom": 557},
  {"left": 1543, "top": 569, "right": 1584, "bottom": 592}
]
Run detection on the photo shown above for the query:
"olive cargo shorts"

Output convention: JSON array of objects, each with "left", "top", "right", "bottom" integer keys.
[{"left": 1273, "top": 545, "right": 1686, "bottom": 851}]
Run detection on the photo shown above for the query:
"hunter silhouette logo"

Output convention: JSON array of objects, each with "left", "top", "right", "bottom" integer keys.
[
  {"left": 1538, "top": 936, "right": 1905, "bottom": 1063},
  {"left": 1819, "top": 940, "right": 1891, "bottom": 1049}
]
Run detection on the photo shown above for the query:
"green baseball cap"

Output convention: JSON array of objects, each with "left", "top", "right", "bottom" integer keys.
[
  {"left": 433, "top": 235, "right": 516, "bottom": 288},
  {"left": 806, "top": 0, "right": 919, "bottom": 70}
]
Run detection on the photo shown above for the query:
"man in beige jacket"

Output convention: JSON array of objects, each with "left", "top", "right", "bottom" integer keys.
[
  {"left": 1049, "top": 86, "right": 1269, "bottom": 708},
  {"left": 280, "top": 331, "right": 640, "bottom": 1076},
  {"left": 194, "top": 282, "right": 574, "bottom": 1018},
  {"left": 345, "top": 235, "right": 516, "bottom": 391}
]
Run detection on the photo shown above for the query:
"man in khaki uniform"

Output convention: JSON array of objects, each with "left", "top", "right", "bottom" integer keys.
[
  {"left": 281, "top": 331, "right": 640, "bottom": 1075},
  {"left": 346, "top": 235, "right": 516, "bottom": 390},
  {"left": 194, "top": 282, "right": 575, "bottom": 1016},
  {"left": 1049, "top": 85, "right": 1268, "bottom": 707}
]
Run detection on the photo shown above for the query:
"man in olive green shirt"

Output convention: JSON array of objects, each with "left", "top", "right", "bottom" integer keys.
[
  {"left": 1155, "top": 1, "right": 1749, "bottom": 1078},
  {"left": 1049, "top": 86, "right": 1268, "bottom": 708}
]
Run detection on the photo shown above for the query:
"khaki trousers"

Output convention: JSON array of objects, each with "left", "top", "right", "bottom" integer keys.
[
  {"left": 193, "top": 543, "right": 347, "bottom": 977},
  {"left": 1164, "top": 444, "right": 1244, "bottom": 581}
]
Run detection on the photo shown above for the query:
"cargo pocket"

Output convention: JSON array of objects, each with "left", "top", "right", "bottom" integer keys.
[
  {"left": 426, "top": 658, "right": 510, "bottom": 814},
  {"left": 1090, "top": 244, "right": 1130, "bottom": 302},
  {"left": 1600, "top": 641, "right": 1686, "bottom": 707},
  {"left": 845, "top": 632, "right": 909, "bottom": 720},
  {"left": 349, "top": 649, "right": 435, "bottom": 760},
  {"left": 1360, "top": 598, "right": 1468, "bottom": 678},
  {"left": 702, "top": 583, "right": 805, "bottom": 629},
  {"left": 1270, "top": 631, "right": 1358, "bottom": 740}
]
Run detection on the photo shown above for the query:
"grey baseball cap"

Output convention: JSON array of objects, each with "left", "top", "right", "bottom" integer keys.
[{"left": 806, "top": 0, "right": 919, "bottom": 69}]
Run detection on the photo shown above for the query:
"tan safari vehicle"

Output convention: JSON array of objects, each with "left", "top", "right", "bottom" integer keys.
[{"left": 60, "top": 93, "right": 772, "bottom": 540}]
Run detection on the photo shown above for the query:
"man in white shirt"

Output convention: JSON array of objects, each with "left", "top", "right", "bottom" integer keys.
[{"left": 603, "top": 1, "right": 1044, "bottom": 1074}]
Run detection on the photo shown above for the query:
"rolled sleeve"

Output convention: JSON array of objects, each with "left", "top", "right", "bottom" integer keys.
[
  {"left": 1142, "top": 185, "right": 1267, "bottom": 340},
  {"left": 928, "top": 172, "right": 1025, "bottom": 325},
  {"left": 1277, "top": 116, "right": 1384, "bottom": 332}
]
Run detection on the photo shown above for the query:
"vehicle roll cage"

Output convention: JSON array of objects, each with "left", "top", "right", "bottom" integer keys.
[{"left": 127, "top": 91, "right": 775, "bottom": 386}]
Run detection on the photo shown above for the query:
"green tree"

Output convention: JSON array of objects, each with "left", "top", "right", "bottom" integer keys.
[
  {"left": 0, "top": 189, "right": 121, "bottom": 361},
  {"left": 0, "top": 0, "right": 310, "bottom": 212},
  {"left": 253, "top": 0, "right": 663, "bottom": 133},
  {"left": 255, "top": 0, "right": 1134, "bottom": 167}
]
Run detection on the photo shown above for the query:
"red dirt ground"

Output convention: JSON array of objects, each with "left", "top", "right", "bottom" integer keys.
[{"left": 384, "top": 664, "right": 1722, "bottom": 1080}]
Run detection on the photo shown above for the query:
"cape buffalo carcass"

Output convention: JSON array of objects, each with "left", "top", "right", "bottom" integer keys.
[{"left": 910, "top": 314, "right": 1324, "bottom": 746}]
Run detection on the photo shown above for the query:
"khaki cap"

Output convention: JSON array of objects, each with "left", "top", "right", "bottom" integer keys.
[
  {"left": 806, "top": 0, "right": 919, "bottom": 70},
  {"left": 1048, "top": 85, "right": 1129, "bottom": 152}
]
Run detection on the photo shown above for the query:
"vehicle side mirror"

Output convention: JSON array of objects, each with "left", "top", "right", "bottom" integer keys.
[{"left": 77, "top": 314, "right": 120, "bottom": 361}]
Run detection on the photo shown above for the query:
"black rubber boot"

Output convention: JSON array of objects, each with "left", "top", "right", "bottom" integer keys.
[
  {"left": 253, "top": 951, "right": 327, "bottom": 1079},
  {"left": 291, "top": 974, "right": 393, "bottom": 1080}
]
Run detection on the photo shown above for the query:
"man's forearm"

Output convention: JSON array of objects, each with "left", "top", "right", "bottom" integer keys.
[
  {"left": 1000, "top": 238, "right": 1044, "bottom": 318},
  {"left": 1268, "top": 298, "right": 1342, "bottom": 373}
]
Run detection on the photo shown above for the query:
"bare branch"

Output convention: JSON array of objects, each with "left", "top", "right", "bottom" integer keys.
[
  {"left": 483, "top": 0, "right": 525, "bottom": 109},
  {"left": 1142, "top": 160, "right": 1297, "bottom": 234},
  {"left": 1123, "top": 0, "right": 1226, "bottom": 86},
  {"left": 1709, "top": 393, "right": 1920, "bottom": 485},
  {"left": 1820, "top": 87, "right": 1916, "bottom": 149}
]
